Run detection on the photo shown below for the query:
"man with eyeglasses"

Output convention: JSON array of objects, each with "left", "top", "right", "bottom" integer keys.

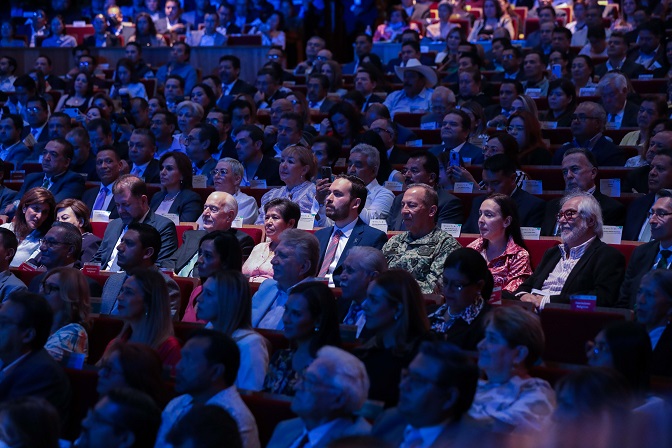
[
  {"left": 492, "top": 47, "right": 524, "bottom": 82},
  {"left": 371, "top": 117, "right": 410, "bottom": 165},
  {"left": 127, "top": 129, "right": 160, "bottom": 183},
  {"left": 206, "top": 108, "right": 237, "bottom": 161},
  {"left": 595, "top": 32, "right": 643, "bottom": 79},
  {"left": 421, "top": 86, "right": 456, "bottom": 129},
  {"left": 162, "top": 191, "right": 254, "bottom": 276},
  {"left": 264, "top": 99, "right": 293, "bottom": 154},
  {"left": 293, "top": 35, "right": 326, "bottom": 76},
  {"left": 552, "top": 101, "right": 625, "bottom": 166},
  {"left": 542, "top": 148, "right": 625, "bottom": 236},
  {"left": 429, "top": 109, "right": 483, "bottom": 164},
  {"left": 365, "top": 103, "right": 418, "bottom": 146},
  {"left": 268, "top": 346, "right": 371, "bottom": 447},
  {"left": 266, "top": 46, "right": 288, "bottom": 69},
  {"left": 516, "top": 191, "right": 626, "bottom": 309},
  {"left": 21, "top": 96, "right": 49, "bottom": 147},
  {"left": 619, "top": 189, "right": 672, "bottom": 309}
]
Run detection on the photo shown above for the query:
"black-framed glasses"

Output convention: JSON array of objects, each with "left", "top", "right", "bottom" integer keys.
[
  {"left": 571, "top": 114, "right": 600, "bottom": 122},
  {"left": 39, "top": 238, "right": 72, "bottom": 249},
  {"left": 648, "top": 210, "right": 672, "bottom": 220},
  {"left": 210, "top": 169, "right": 228, "bottom": 177},
  {"left": 443, "top": 280, "right": 473, "bottom": 292},
  {"left": 556, "top": 209, "right": 579, "bottom": 221}
]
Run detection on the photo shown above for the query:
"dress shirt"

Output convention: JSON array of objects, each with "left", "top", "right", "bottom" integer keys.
[
  {"left": 1, "top": 223, "right": 41, "bottom": 268},
  {"left": 92, "top": 184, "right": 114, "bottom": 214},
  {"left": 651, "top": 244, "right": 672, "bottom": 270},
  {"left": 538, "top": 236, "right": 596, "bottom": 308},
  {"left": 290, "top": 420, "right": 340, "bottom": 448},
  {"left": 383, "top": 88, "right": 433, "bottom": 118},
  {"left": 155, "top": 386, "right": 260, "bottom": 448},
  {"left": 0, "top": 76, "right": 16, "bottom": 93},
  {"left": 360, "top": 179, "right": 394, "bottom": 224},
  {"left": 106, "top": 226, "right": 128, "bottom": 272},
  {"left": 29, "top": 123, "right": 47, "bottom": 142},
  {"left": 255, "top": 181, "right": 318, "bottom": 225},
  {"left": 572, "top": 132, "right": 603, "bottom": 153},
  {"left": 606, "top": 57, "right": 627, "bottom": 72},
  {"left": 323, "top": 218, "right": 358, "bottom": 285},
  {"left": 308, "top": 97, "right": 326, "bottom": 110},
  {"left": 607, "top": 108, "right": 625, "bottom": 129},
  {"left": 650, "top": 326, "right": 666, "bottom": 350},
  {"left": 402, "top": 421, "right": 450, "bottom": 448},
  {"left": 343, "top": 301, "right": 367, "bottom": 338},
  {"left": 639, "top": 193, "right": 661, "bottom": 242},
  {"left": 130, "top": 161, "right": 151, "bottom": 178},
  {"left": 199, "top": 33, "right": 215, "bottom": 46},
  {"left": 222, "top": 80, "right": 237, "bottom": 96},
  {"left": 504, "top": 70, "right": 521, "bottom": 80},
  {"left": 155, "top": 140, "right": 185, "bottom": 160},
  {"left": 253, "top": 277, "right": 316, "bottom": 329},
  {"left": 234, "top": 190, "right": 259, "bottom": 224},
  {"left": 634, "top": 47, "right": 663, "bottom": 70},
  {"left": 0, "top": 141, "right": 20, "bottom": 161}
]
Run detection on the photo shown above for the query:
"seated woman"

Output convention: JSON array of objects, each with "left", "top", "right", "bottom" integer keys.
[
  {"left": 41, "top": 16, "right": 77, "bottom": 47},
  {"left": 255, "top": 145, "right": 318, "bottom": 225},
  {"left": 511, "top": 94, "right": 539, "bottom": 116},
  {"left": 41, "top": 267, "right": 90, "bottom": 363},
  {"left": 149, "top": 152, "right": 203, "bottom": 223},
  {"left": 97, "top": 341, "right": 172, "bottom": 408},
  {"left": 321, "top": 101, "right": 363, "bottom": 148},
  {"left": 189, "top": 83, "right": 217, "bottom": 116},
  {"left": 428, "top": 248, "right": 493, "bottom": 349},
  {"left": 182, "top": 230, "right": 243, "bottom": 321},
  {"left": 2, "top": 187, "right": 55, "bottom": 267},
  {"left": 55, "top": 71, "right": 94, "bottom": 114},
  {"left": 110, "top": 58, "right": 148, "bottom": 101},
  {"left": 195, "top": 271, "right": 270, "bottom": 391},
  {"left": 507, "top": 111, "right": 552, "bottom": 165},
  {"left": 468, "top": 0, "right": 515, "bottom": 42},
  {"left": 635, "top": 269, "right": 672, "bottom": 377},
  {"left": 311, "top": 136, "right": 340, "bottom": 172},
  {"left": 243, "top": 198, "right": 300, "bottom": 283},
  {"left": 106, "top": 268, "right": 181, "bottom": 373},
  {"left": 623, "top": 96, "right": 667, "bottom": 166},
  {"left": 436, "top": 27, "right": 466, "bottom": 69},
  {"left": 252, "top": 10, "right": 286, "bottom": 48},
  {"left": 55, "top": 199, "right": 101, "bottom": 263},
  {"left": 176, "top": 101, "right": 205, "bottom": 146},
  {"left": 0, "top": 21, "right": 26, "bottom": 47},
  {"left": 373, "top": 5, "right": 420, "bottom": 42},
  {"left": 91, "top": 93, "right": 115, "bottom": 121},
  {"left": 129, "top": 12, "right": 168, "bottom": 47},
  {"left": 356, "top": 269, "right": 430, "bottom": 407},
  {"left": 571, "top": 55, "right": 597, "bottom": 96},
  {"left": 319, "top": 60, "right": 347, "bottom": 97},
  {"left": 467, "top": 194, "right": 533, "bottom": 297},
  {"left": 470, "top": 306, "right": 556, "bottom": 432},
  {"left": 542, "top": 79, "right": 576, "bottom": 127},
  {"left": 262, "top": 281, "right": 340, "bottom": 396}
]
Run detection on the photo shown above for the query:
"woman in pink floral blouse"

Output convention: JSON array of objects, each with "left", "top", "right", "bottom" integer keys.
[{"left": 468, "top": 193, "right": 533, "bottom": 301}]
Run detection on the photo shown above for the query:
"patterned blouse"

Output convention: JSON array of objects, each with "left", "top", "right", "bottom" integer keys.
[
  {"left": 45, "top": 323, "right": 88, "bottom": 362},
  {"left": 468, "top": 237, "right": 533, "bottom": 298},
  {"left": 242, "top": 242, "right": 275, "bottom": 283},
  {"left": 255, "top": 181, "right": 318, "bottom": 225},
  {"left": 469, "top": 375, "right": 556, "bottom": 433},
  {"left": 428, "top": 298, "right": 484, "bottom": 334},
  {"left": 262, "top": 349, "right": 307, "bottom": 396}
]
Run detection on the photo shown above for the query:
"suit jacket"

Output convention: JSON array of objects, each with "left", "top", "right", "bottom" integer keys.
[
  {"left": 607, "top": 101, "right": 640, "bottom": 129},
  {"left": 161, "top": 229, "right": 254, "bottom": 275},
  {"left": 82, "top": 185, "right": 119, "bottom": 220},
  {"left": 318, "top": 98, "right": 337, "bottom": 114},
  {"left": 336, "top": 297, "right": 375, "bottom": 340},
  {"left": 315, "top": 218, "right": 387, "bottom": 286},
  {"left": 149, "top": 189, "right": 204, "bottom": 223},
  {"left": 618, "top": 241, "right": 658, "bottom": 308},
  {"left": 625, "top": 164, "right": 650, "bottom": 194},
  {"left": 0, "top": 186, "right": 16, "bottom": 213},
  {"left": 552, "top": 136, "right": 625, "bottom": 167},
  {"left": 429, "top": 141, "right": 485, "bottom": 165},
  {"left": 651, "top": 323, "right": 672, "bottom": 377},
  {"left": 387, "top": 189, "right": 463, "bottom": 231},
  {"left": 83, "top": 33, "right": 120, "bottom": 47},
  {"left": 2, "top": 141, "right": 31, "bottom": 169},
  {"left": 464, "top": 188, "right": 545, "bottom": 234},
  {"left": 388, "top": 146, "right": 410, "bottom": 165},
  {"left": 135, "top": 159, "right": 161, "bottom": 184},
  {"left": 516, "top": 238, "right": 626, "bottom": 307},
  {"left": 268, "top": 416, "right": 371, "bottom": 448},
  {"left": 251, "top": 155, "right": 283, "bottom": 186},
  {"left": 16, "top": 170, "right": 86, "bottom": 204},
  {"left": 362, "top": 93, "right": 384, "bottom": 111},
  {"left": 21, "top": 126, "right": 50, "bottom": 145},
  {"left": 396, "top": 125, "right": 418, "bottom": 145},
  {"left": 0, "top": 269, "right": 27, "bottom": 303},
  {"left": 623, "top": 193, "right": 655, "bottom": 241},
  {"left": 595, "top": 59, "right": 644, "bottom": 79},
  {"left": 100, "top": 269, "right": 181, "bottom": 317},
  {"left": 82, "top": 232, "right": 102, "bottom": 264},
  {"left": 91, "top": 210, "right": 178, "bottom": 267},
  {"left": 186, "top": 29, "right": 227, "bottom": 46},
  {"left": 229, "top": 78, "right": 257, "bottom": 96},
  {"left": 0, "top": 348, "right": 70, "bottom": 416},
  {"left": 626, "top": 47, "right": 668, "bottom": 77},
  {"left": 490, "top": 70, "right": 525, "bottom": 82},
  {"left": 45, "top": 75, "right": 67, "bottom": 91},
  {"left": 541, "top": 190, "right": 626, "bottom": 236}
]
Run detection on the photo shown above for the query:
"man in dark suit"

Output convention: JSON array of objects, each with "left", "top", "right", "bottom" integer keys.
[
  {"left": 483, "top": 80, "right": 523, "bottom": 123},
  {"left": 429, "top": 109, "right": 484, "bottom": 165},
  {"left": 542, "top": 149, "right": 626, "bottom": 236},
  {"left": 372, "top": 341, "right": 488, "bottom": 447},
  {"left": 313, "top": 175, "right": 387, "bottom": 286},
  {"left": 342, "top": 33, "right": 374, "bottom": 75},
  {"left": 597, "top": 72, "right": 640, "bottom": 129},
  {"left": 385, "top": 39, "right": 435, "bottom": 79},
  {"left": 370, "top": 118, "right": 410, "bottom": 166},
  {"left": 161, "top": 191, "right": 254, "bottom": 277},
  {"left": 387, "top": 150, "right": 463, "bottom": 231},
  {"left": 216, "top": 55, "right": 257, "bottom": 111},
  {"left": 128, "top": 129, "right": 161, "bottom": 184},
  {"left": 91, "top": 175, "right": 178, "bottom": 270},
  {"left": 463, "top": 154, "right": 546, "bottom": 233},
  {"left": 307, "top": 74, "right": 336, "bottom": 114},
  {"left": 626, "top": 20, "right": 668, "bottom": 77},
  {"left": 83, "top": 148, "right": 123, "bottom": 221},
  {"left": 624, "top": 149, "right": 672, "bottom": 241},
  {"left": 0, "top": 291, "right": 70, "bottom": 416},
  {"left": 620, "top": 191, "right": 672, "bottom": 309},
  {"left": 33, "top": 55, "right": 67, "bottom": 91},
  {"left": 6, "top": 137, "right": 86, "bottom": 216},
  {"left": 206, "top": 108, "right": 237, "bottom": 161},
  {"left": 354, "top": 68, "right": 384, "bottom": 113},
  {"left": 402, "top": 0, "right": 431, "bottom": 20},
  {"left": 0, "top": 228, "right": 27, "bottom": 302},
  {"left": 0, "top": 114, "right": 31, "bottom": 170},
  {"left": 66, "top": 128, "right": 98, "bottom": 182},
  {"left": 516, "top": 192, "right": 626, "bottom": 308},
  {"left": 491, "top": 47, "right": 525, "bottom": 82},
  {"left": 595, "top": 32, "right": 644, "bottom": 79},
  {"left": 21, "top": 96, "right": 50, "bottom": 147},
  {"left": 625, "top": 129, "right": 672, "bottom": 194},
  {"left": 234, "top": 124, "right": 282, "bottom": 187},
  {"left": 552, "top": 101, "right": 625, "bottom": 166},
  {"left": 364, "top": 103, "right": 418, "bottom": 146}
]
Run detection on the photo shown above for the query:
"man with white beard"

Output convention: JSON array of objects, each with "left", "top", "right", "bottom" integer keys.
[{"left": 514, "top": 192, "right": 626, "bottom": 309}]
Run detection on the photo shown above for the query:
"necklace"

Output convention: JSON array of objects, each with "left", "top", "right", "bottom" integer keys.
[{"left": 164, "top": 191, "right": 180, "bottom": 202}]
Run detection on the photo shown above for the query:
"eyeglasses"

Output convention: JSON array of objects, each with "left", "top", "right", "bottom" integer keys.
[
  {"left": 26, "top": 107, "right": 42, "bottom": 113},
  {"left": 315, "top": 56, "right": 328, "bottom": 61},
  {"left": 443, "top": 280, "right": 473, "bottom": 292},
  {"left": 648, "top": 210, "right": 672, "bottom": 220},
  {"left": 556, "top": 209, "right": 579, "bottom": 221},
  {"left": 290, "top": 99, "right": 299, "bottom": 105},
  {"left": 267, "top": 54, "right": 280, "bottom": 59},
  {"left": 41, "top": 282, "right": 60, "bottom": 294},
  {"left": 571, "top": 114, "right": 600, "bottom": 122},
  {"left": 39, "top": 238, "right": 72, "bottom": 249},
  {"left": 210, "top": 168, "right": 228, "bottom": 177}
]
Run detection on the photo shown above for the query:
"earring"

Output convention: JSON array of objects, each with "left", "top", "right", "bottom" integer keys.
[
  {"left": 314, "top": 326, "right": 320, "bottom": 332},
  {"left": 394, "top": 313, "right": 400, "bottom": 321}
]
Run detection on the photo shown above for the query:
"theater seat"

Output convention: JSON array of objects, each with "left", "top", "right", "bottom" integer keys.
[
  {"left": 172, "top": 276, "right": 200, "bottom": 321},
  {"left": 240, "top": 391, "right": 295, "bottom": 446},
  {"left": 240, "top": 226, "right": 264, "bottom": 245},
  {"left": 63, "top": 368, "right": 99, "bottom": 441},
  {"left": 88, "top": 316, "right": 124, "bottom": 365}
]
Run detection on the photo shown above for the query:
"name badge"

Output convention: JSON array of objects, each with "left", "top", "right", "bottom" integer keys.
[
  {"left": 522, "top": 180, "right": 543, "bottom": 194},
  {"left": 525, "top": 88, "right": 542, "bottom": 98},
  {"left": 231, "top": 216, "right": 244, "bottom": 228},
  {"left": 9, "top": 170, "right": 25, "bottom": 180},
  {"left": 579, "top": 87, "right": 596, "bottom": 97},
  {"left": 601, "top": 226, "right": 623, "bottom": 244},
  {"left": 249, "top": 179, "right": 267, "bottom": 189},
  {"left": 441, "top": 223, "right": 462, "bottom": 237},
  {"left": 405, "top": 139, "right": 423, "bottom": 147},
  {"left": 541, "top": 121, "right": 557, "bottom": 129},
  {"left": 383, "top": 181, "right": 403, "bottom": 191},
  {"left": 82, "top": 263, "right": 101, "bottom": 275},
  {"left": 370, "top": 219, "right": 388, "bottom": 233},
  {"left": 420, "top": 122, "right": 438, "bottom": 130},
  {"left": 521, "top": 227, "right": 541, "bottom": 240},
  {"left": 638, "top": 74, "right": 654, "bottom": 80},
  {"left": 192, "top": 175, "right": 207, "bottom": 188},
  {"left": 453, "top": 182, "right": 473, "bottom": 193},
  {"left": 92, "top": 210, "right": 111, "bottom": 223},
  {"left": 599, "top": 179, "right": 621, "bottom": 197},
  {"left": 159, "top": 213, "right": 180, "bottom": 226},
  {"left": 297, "top": 213, "right": 315, "bottom": 230},
  {"left": 571, "top": 294, "right": 597, "bottom": 311}
]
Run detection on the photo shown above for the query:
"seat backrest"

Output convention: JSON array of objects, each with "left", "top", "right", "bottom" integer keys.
[{"left": 88, "top": 316, "right": 125, "bottom": 365}]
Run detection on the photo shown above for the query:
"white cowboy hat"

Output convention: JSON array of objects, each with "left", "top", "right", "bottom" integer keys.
[{"left": 394, "top": 58, "right": 438, "bottom": 89}]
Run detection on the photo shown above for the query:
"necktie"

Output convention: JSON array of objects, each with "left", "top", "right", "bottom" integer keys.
[
  {"left": 318, "top": 229, "right": 343, "bottom": 277},
  {"left": 656, "top": 250, "right": 671, "bottom": 270},
  {"left": 131, "top": 166, "right": 141, "bottom": 177},
  {"left": 41, "top": 176, "right": 50, "bottom": 189},
  {"left": 93, "top": 187, "right": 108, "bottom": 213},
  {"left": 344, "top": 302, "right": 362, "bottom": 325},
  {"left": 31, "top": 128, "right": 40, "bottom": 139},
  {"left": 295, "top": 433, "right": 310, "bottom": 448}
]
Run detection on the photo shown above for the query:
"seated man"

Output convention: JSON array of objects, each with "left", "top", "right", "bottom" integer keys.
[
  {"left": 338, "top": 247, "right": 388, "bottom": 340},
  {"left": 82, "top": 147, "right": 124, "bottom": 220},
  {"left": 314, "top": 175, "right": 388, "bottom": 286},
  {"left": 596, "top": 72, "right": 639, "bottom": 129},
  {"left": 76, "top": 388, "right": 162, "bottom": 448},
  {"left": 186, "top": 10, "right": 226, "bottom": 46},
  {"left": 156, "top": 42, "right": 198, "bottom": 94},
  {"left": 206, "top": 108, "right": 237, "bottom": 160},
  {"left": 383, "top": 183, "right": 461, "bottom": 293},
  {"left": 383, "top": 59, "right": 435, "bottom": 118},
  {"left": 387, "top": 150, "right": 463, "bottom": 230},
  {"left": 235, "top": 124, "right": 282, "bottom": 187},
  {"left": 421, "top": 86, "right": 456, "bottom": 129},
  {"left": 491, "top": 46, "right": 524, "bottom": 82},
  {"left": 0, "top": 113, "right": 31, "bottom": 169},
  {"left": 516, "top": 192, "right": 626, "bottom": 308},
  {"left": 522, "top": 51, "right": 549, "bottom": 96},
  {"left": 542, "top": 148, "right": 626, "bottom": 235},
  {"left": 91, "top": 175, "right": 178, "bottom": 270},
  {"left": 151, "top": 110, "right": 183, "bottom": 160},
  {"left": 268, "top": 346, "right": 371, "bottom": 447},
  {"left": 463, "top": 154, "right": 545, "bottom": 233},
  {"left": 369, "top": 118, "right": 410, "bottom": 166},
  {"left": 100, "top": 223, "right": 181, "bottom": 318},
  {"left": 128, "top": 129, "right": 161, "bottom": 184},
  {"left": 66, "top": 128, "right": 98, "bottom": 181},
  {"left": 0, "top": 227, "right": 27, "bottom": 302},
  {"left": 252, "top": 229, "right": 319, "bottom": 329},
  {"left": 429, "top": 109, "right": 484, "bottom": 164},
  {"left": 185, "top": 123, "right": 218, "bottom": 186},
  {"left": 155, "top": 330, "right": 260, "bottom": 448},
  {"left": 373, "top": 341, "right": 484, "bottom": 446},
  {"left": 0, "top": 291, "right": 70, "bottom": 416},
  {"left": 306, "top": 74, "right": 336, "bottom": 113},
  {"left": 162, "top": 191, "right": 254, "bottom": 277},
  {"left": 293, "top": 35, "right": 326, "bottom": 76},
  {"left": 626, "top": 20, "right": 666, "bottom": 75},
  {"left": 595, "top": 32, "right": 643, "bottom": 79},
  {"left": 365, "top": 103, "right": 418, "bottom": 146},
  {"left": 212, "top": 158, "right": 259, "bottom": 224}
]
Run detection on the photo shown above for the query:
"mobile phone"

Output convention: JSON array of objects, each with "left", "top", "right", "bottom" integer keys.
[
  {"left": 449, "top": 151, "right": 460, "bottom": 167},
  {"left": 551, "top": 64, "right": 562, "bottom": 79},
  {"left": 62, "top": 108, "right": 81, "bottom": 119},
  {"left": 320, "top": 166, "right": 332, "bottom": 181}
]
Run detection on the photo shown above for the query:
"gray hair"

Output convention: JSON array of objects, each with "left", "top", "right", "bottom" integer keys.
[
  {"left": 176, "top": 100, "right": 205, "bottom": 121},
  {"left": 278, "top": 229, "right": 320, "bottom": 277},
  {"left": 350, "top": 144, "right": 380, "bottom": 175},
  {"left": 219, "top": 158, "right": 244, "bottom": 187},
  {"left": 314, "top": 346, "right": 370, "bottom": 414},
  {"left": 577, "top": 101, "right": 606, "bottom": 127},
  {"left": 406, "top": 183, "right": 439, "bottom": 207},
  {"left": 560, "top": 191, "right": 603, "bottom": 238},
  {"left": 345, "top": 246, "right": 388, "bottom": 275},
  {"left": 597, "top": 72, "right": 628, "bottom": 95},
  {"left": 432, "top": 86, "right": 456, "bottom": 107},
  {"left": 657, "top": 188, "right": 672, "bottom": 199},
  {"left": 207, "top": 191, "right": 239, "bottom": 216}
]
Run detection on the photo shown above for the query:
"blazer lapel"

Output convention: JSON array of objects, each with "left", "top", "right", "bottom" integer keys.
[{"left": 561, "top": 239, "right": 599, "bottom": 294}]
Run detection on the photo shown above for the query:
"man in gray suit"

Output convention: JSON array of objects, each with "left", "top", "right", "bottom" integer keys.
[
  {"left": 99, "top": 222, "right": 181, "bottom": 319},
  {"left": 0, "top": 228, "right": 26, "bottom": 302},
  {"left": 267, "top": 346, "right": 371, "bottom": 448}
]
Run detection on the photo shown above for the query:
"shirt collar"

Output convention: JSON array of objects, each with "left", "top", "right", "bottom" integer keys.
[
  {"left": 560, "top": 235, "right": 596, "bottom": 260},
  {"left": 334, "top": 217, "right": 358, "bottom": 236}
]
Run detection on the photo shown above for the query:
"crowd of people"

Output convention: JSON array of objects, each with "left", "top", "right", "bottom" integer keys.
[{"left": 0, "top": 0, "right": 671, "bottom": 446}]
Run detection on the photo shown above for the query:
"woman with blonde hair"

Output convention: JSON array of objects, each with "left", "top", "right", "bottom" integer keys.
[{"left": 41, "top": 267, "right": 91, "bottom": 362}]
